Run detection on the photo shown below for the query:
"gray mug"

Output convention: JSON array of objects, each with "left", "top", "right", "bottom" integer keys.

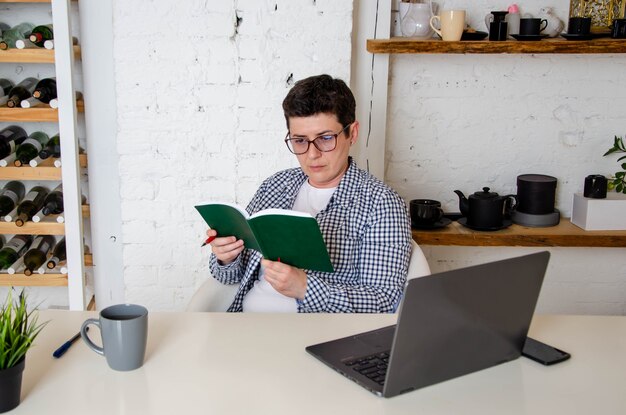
[{"left": 81, "top": 303, "right": 148, "bottom": 371}]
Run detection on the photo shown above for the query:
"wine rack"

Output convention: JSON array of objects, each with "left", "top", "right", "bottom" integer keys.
[{"left": 0, "top": 0, "right": 91, "bottom": 308}]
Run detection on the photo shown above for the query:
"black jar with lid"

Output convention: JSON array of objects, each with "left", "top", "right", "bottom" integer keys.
[{"left": 516, "top": 174, "right": 557, "bottom": 215}]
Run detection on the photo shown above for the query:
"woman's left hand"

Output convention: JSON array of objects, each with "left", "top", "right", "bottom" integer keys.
[{"left": 261, "top": 259, "right": 307, "bottom": 300}]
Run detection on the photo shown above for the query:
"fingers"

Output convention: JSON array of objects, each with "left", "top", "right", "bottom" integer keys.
[
  {"left": 212, "top": 236, "right": 244, "bottom": 265},
  {"left": 262, "top": 259, "right": 307, "bottom": 300}
]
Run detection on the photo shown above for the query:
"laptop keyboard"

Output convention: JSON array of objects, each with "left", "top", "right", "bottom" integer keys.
[{"left": 343, "top": 351, "right": 390, "bottom": 385}]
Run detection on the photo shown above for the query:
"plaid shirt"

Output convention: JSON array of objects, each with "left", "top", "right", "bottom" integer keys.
[{"left": 209, "top": 158, "right": 412, "bottom": 313}]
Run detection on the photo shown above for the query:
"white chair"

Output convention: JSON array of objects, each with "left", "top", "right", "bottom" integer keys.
[
  {"left": 187, "top": 276, "right": 238, "bottom": 312},
  {"left": 407, "top": 239, "right": 431, "bottom": 279},
  {"left": 186, "top": 240, "right": 431, "bottom": 312}
]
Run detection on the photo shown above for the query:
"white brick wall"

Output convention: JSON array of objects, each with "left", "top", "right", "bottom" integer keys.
[{"left": 112, "top": 0, "right": 353, "bottom": 309}]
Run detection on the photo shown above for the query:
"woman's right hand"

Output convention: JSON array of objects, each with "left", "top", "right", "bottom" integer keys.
[{"left": 206, "top": 229, "right": 244, "bottom": 265}]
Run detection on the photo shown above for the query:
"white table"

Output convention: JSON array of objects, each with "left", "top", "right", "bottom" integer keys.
[{"left": 15, "top": 311, "right": 626, "bottom": 414}]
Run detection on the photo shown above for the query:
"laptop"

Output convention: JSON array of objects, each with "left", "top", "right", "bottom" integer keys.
[{"left": 306, "top": 251, "right": 550, "bottom": 398}]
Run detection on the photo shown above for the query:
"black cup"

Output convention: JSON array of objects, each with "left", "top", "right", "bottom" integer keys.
[
  {"left": 519, "top": 18, "right": 548, "bottom": 35},
  {"left": 583, "top": 175, "right": 607, "bottom": 199},
  {"left": 489, "top": 21, "right": 508, "bottom": 41},
  {"left": 410, "top": 199, "right": 444, "bottom": 227},
  {"left": 612, "top": 19, "right": 626, "bottom": 38},
  {"left": 568, "top": 16, "right": 591, "bottom": 35}
]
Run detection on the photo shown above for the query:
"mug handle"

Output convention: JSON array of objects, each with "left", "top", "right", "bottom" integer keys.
[
  {"left": 504, "top": 194, "right": 518, "bottom": 217},
  {"left": 430, "top": 15, "right": 442, "bottom": 38},
  {"left": 484, "top": 13, "right": 493, "bottom": 30},
  {"left": 81, "top": 318, "right": 104, "bottom": 356},
  {"left": 540, "top": 19, "right": 548, "bottom": 32},
  {"left": 435, "top": 206, "right": 444, "bottom": 222}
]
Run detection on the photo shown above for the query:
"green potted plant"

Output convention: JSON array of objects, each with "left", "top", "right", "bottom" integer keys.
[
  {"left": 0, "top": 289, "right": 47, "bottom": 413},
  {"left": 603, "top": 135, "right": 626, "bottom": 193}
]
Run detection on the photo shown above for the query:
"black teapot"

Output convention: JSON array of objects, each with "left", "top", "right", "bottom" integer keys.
[{"left": 454, "top": 187, "right": 517, "bottom": 229}]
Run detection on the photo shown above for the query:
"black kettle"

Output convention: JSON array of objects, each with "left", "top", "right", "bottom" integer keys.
[{"left": 454, "top": 187, "right": 517, "bottom": 229}]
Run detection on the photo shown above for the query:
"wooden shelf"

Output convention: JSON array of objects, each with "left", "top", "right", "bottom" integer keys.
[
  {"left": 367, "top": 37, "right": 626, "bottom": 54},
  {"left": 0, "top": 274, "right": 68, "bottom": 286},
  {"left": 0, "top": 220, "right": 64, "bottom": 234},
  {"left": 0, "top": 253, "right": 93, "bottom": 287},
  {"left": 0, "top": 100, "right": 84, "bottom": 122},
  {"left": 412, "top": 218, "right": 626, "bottom": 247},
  {"left": 0, "top": 45, "right": 80, "bottom": 63},
  {"left": 0, "top": 205, "right": 90, "bottom": 235},
  {"left": 0, "top": 154, "right": 88, "bottom": 180}
]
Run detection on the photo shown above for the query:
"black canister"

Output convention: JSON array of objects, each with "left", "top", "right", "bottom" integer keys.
[{"left": 516, "top": 174, "right": 557, "bottom": 215}]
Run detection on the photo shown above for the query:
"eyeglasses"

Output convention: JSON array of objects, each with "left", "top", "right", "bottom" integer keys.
[{"left": 284, "top": 123, "right": 352, "bottom": 155}]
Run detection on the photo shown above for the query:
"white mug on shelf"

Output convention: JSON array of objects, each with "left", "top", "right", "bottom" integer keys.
[{"left": 430, "top": 9, "right": 466, "bottom": 41}]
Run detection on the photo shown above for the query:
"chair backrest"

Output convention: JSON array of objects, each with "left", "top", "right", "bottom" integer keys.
[
  {"left": 187, "top": 240, "right": 430, "bottom": 312},
  {"left": 407, "top": 240, "right": 431, "bottom": 279},
  {"left": 186, "top": 276, "right": 238, "bottom": 312}
]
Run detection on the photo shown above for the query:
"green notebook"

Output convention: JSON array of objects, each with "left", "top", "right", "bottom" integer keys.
[{"left": 195, "top": 203, "right": 334, "bottom": 272}]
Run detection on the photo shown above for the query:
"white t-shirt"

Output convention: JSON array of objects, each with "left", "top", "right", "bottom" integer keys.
[{"left": 242, "top": 180, "right": 337, "bottom": 312}]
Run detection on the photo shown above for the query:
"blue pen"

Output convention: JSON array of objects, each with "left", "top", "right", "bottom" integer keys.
[{"left": 53, "top": 327, "right": 87, "bottom": 359}]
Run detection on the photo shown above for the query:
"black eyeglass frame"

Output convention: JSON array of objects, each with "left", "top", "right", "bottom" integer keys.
[{"left": 284, "top": 123, "right": 352, "bottom": 155}]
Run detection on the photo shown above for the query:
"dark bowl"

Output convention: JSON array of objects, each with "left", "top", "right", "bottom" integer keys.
[{"left": 461, "top": 30, "right": 488, "bottom": 40}]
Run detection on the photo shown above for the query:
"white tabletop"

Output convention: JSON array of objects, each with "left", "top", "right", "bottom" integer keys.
[{"left": 15, "top": 311, "right": 626, "bottom": 414}]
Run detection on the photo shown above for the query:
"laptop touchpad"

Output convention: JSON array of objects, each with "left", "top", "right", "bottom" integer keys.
[{"left": 355, "top": 325, "right": 395, "bottom": 349}]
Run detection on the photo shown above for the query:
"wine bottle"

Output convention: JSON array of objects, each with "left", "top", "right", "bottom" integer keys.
[
  {"left": 31, "top": 183, "right": 65, "bottom": 223},
  {"left": 20, "top": 97, "right": 43, "bottom": 108},
  {"left": 23, "top": 235, "right": 56, "bottom": 276},
  {"left": 48, "top": 91, "right": 82, "bottom": 109},
  {"left": 0, "top": 234, "right": 32, "bottom": 270},
  {"left": 15, "top": 131, "right": 49, "bottom": 166},
  {"left": 47, "top": 237, "right": 66, "bottom": 269},
  {"left": 43, "top": 183, "right": 63, "bottom": 214},
  {"left": 6, "top": 77, "right": 38, "bottom": 108},
  {"left": 50, "top": 191, "right": 86, "bottom": 224},
  {"left": 0, "top": 22, "right": 34, "bottom": 50},
  {"left": 0, "top": 78, "right": 14, "bottom": 106},
  {"left": 14, "top": 185, "right": 49, "bottom": 226},
  {"left": 15, "top": 39, "right": 36, "bottom": 49},
  {"left": 28, "top": 24, "right": 53, "bottom": 47},
  {"left": 0, "top": 22, "right": 10, "bottom": 35},
  {"left": 0, "top": 181, "right": 25, "bottom": 216},
  {"left": 43, "top": 36, "right": 78, "bottom": 50},
  {"left": 0, "top": 125, "right": 28, "bottom": 159},
  {"left": 38, "top": 133, "right": 60, "bottom": 160},
  {"left": 7, "top": 256, "right": 25, "bottom": 275},
  {"left": 0, "top": 153, "right": 18, "bottom": 167},
  {"left": 32, "top": 77, "right": 56, "bottom": 103}
]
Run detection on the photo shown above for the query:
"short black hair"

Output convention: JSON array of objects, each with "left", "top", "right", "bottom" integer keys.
[{"left": 282, "top": 74, "right": 356, "bottom": 129}]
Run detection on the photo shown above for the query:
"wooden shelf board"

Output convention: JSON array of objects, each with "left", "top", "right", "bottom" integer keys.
[
  {"left": 412, "top": 218, "right": 626, "bottom": 247},
  {"left": 0, "top": 221, "right": 64, "bottom": 234},
  {"left": 0, "top": 45, "right": 80, "bottom": 63},
  {"left": 0, "top": 155, "right": 88, "bottom": 180},
  {"left": 367, "top": 37, "right": 626, "bottom": 54},
  {"left": 0, "top": 100, "right": 84, "bottom": 122},
  {"left": 0, "top": 206, "right": 90, "bottom": 233},
  {"left": 0, "top": 251, "right": 91, "bottom": 287},
  {"left": 0, "top": 165, "right": 61, "bottom": 180},
  {"left": 0, "top": 274, "right": 68, "bottom": 287}
]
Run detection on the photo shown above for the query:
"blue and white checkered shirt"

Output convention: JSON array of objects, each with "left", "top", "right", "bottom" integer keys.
[{"left": 209, "top": 158, "right": 412, "bottom": 313}]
